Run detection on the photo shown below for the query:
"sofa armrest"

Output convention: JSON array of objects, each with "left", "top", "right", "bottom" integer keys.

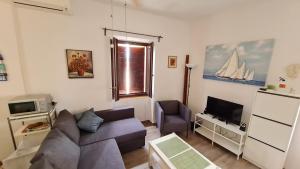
[
  {"left": 155, "top": 102, "right": 164, "bottom": 131},
  {"left": 179, "top": 103, "right": 191, "bottom": 124},
  {"left": 95, "top": 107, "right": 134, "bottom": 122}
]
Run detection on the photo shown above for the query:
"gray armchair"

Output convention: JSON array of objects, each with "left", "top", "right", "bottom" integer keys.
[{"left": 155, "top": 100, "right": 191, "bottom": 137}]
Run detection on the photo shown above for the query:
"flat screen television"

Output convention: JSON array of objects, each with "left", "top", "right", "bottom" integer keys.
[{"left": 204, "top": 96, "right": 243, "bottom": 125}]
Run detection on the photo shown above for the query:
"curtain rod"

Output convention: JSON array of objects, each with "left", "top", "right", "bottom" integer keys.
[{"left": 102, "top": 27, "right": 163, "bottom": 42}]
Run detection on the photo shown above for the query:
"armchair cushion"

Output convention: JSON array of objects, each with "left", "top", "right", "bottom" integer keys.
[
  {"left": 158, "top": 100, "right": 179, "bottom": 115},
  {"left": 164, "top": 115, "right": 187, "bottom": 133}
]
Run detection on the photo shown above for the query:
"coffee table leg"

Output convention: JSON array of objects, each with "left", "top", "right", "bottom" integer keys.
[{"left": 148, "top": 145, "right": 152, "bottom": 168}]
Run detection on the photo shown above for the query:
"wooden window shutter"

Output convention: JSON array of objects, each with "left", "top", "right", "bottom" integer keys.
[
  {"left": 111, "top": 38, "right": 120, "bottom": 101},
  {"left": 145, "top": 42, "right": 154, "bottom": 98}
]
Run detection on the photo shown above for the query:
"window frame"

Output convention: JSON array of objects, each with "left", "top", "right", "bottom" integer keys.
[{"left": 111, "top": 38, "right": 153, "bottom": 100}]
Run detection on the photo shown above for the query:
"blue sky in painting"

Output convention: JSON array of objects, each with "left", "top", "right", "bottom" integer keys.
[{"left": 204, "top": 39, "right": 275, "bottom": 81}]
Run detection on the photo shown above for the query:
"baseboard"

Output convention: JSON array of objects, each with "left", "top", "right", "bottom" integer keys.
[{"left": 142, "top": 120, "right": 156, "bottom": 127}]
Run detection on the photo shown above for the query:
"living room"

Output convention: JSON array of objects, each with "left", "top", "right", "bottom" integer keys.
[{"left": 0, "top": 0, "right": 300, "bottom": 169}]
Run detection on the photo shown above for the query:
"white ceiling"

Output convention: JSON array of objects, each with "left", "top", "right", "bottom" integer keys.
[{"left": 98, "top": 0, "right": 261, "bottom": 20}]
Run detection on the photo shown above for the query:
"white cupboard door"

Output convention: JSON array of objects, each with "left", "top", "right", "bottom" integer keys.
[
  {"left": 244, "top": 137, "right": 286, "bottom": 169},
  {"left": 248, "top": 116, "right": 292, "bottom": 151},
  {"left": 253, "top": 92, "right": 300, "bottom": 125}
]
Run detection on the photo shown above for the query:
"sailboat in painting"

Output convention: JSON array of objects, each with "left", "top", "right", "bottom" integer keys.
[
  {"left": 203, "top": 39, "right": 275, "bottom": 87},
  {"left": 216, "top": 49, "right": 255, "bottom": 81}
]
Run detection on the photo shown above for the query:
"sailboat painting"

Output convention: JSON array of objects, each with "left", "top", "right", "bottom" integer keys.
[{"left": 203, "top": 39, "right": 275, "bottom": 86}]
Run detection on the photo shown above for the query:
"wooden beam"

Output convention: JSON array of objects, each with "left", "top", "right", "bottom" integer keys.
[{"left": 183, "top": 55, "right": 189, "bottom": 105}]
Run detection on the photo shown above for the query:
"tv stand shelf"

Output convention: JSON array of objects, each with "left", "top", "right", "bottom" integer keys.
[{"left": 194, "top": 113, "right": 246, "bottom": 159}]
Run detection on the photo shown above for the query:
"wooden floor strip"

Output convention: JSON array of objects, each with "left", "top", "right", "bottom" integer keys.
[{"left": 122, "top": 126, "right": 258, "bottom": 169}]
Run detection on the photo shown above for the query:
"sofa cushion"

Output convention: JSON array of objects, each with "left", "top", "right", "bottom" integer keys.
[
  {"left": 79, "top": 118, "right": 146, "bottom": 146},
  {"left": 78, "top": 139, "right": 125, "bottom": 169},
  {"left": 31, "top": 128, "right": 80, "bottom": 169},
  {"left": 95, "top": 107, "right": 134, "bottom": 122},
  {"left": 54, "top": 109, "right": 80, "bottom": 144},
  {"left": 164, "top": 115, "right": 187, "bottom": 132},
  {"left": 77, "top": 110, "right": 103, "bottom": 133},
  {"left": 159, "top": 100, "right": 179, "bottom": 115},
  {"left": 29, "top": 156, "right": 53, "bottom": 169}
]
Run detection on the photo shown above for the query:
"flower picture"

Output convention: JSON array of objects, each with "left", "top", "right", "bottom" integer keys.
[{"left": 66, "top": 49, "right": 94, "bottom": 78}]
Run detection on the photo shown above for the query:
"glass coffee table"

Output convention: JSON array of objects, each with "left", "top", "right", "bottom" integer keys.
[{"left": 148, "top": 133, "right": 220, "bottom": 169}]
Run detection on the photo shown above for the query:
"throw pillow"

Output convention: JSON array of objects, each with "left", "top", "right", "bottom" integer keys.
[
  {"left": 77, "top": 110, "right": 103, "bottom": 133},
  {"left": 74, "top": 108, "right": 94, "bottom": 121}
]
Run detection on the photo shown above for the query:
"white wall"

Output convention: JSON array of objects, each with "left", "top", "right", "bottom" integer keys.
[
  {"left": 189, "top": 1, "right": 300, "bottom": 168},
  {"left": 0, "top": 0, "right": 190, "bottom": 159},
  {"left": 0, "top": 0, "right": 26, "bottom": 160},
  {"left": 1, "top": 0, "right": 300, "bottom": 167},
  {"left": 0, "top": 0, "right": 25, "bottom": 97},
  {"left": 15, "top": 0, "right": 190, "bottom": 114}
]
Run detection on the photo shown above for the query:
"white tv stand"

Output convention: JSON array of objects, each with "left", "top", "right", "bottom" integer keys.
[{"left": 193, "top": 113, "right": 246, "bottom": 159}]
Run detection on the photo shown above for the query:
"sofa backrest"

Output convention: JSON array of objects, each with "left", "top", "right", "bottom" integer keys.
[
  {"left": 53, "top": 109, "right": 80, "bottom": 144},
  {"left": 158, "top": 100, "right": 179, "bottom": 115},
  {"left": 95, "top": 107, "right": 134, "bottom": 123},
  {"left": 30, "top": 128, "right": 80, "bottom": 169}
]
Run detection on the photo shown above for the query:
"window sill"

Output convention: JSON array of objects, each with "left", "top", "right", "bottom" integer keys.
[{"left": 119, "top": 93, "right": 149, "bottom": 99}]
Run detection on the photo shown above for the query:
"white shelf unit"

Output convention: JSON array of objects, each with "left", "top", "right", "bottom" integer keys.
[
  {"left": 243, "top": 90, "right": 300, "bottom": 169},
  {"left": 194, "top": 113, "right": 246, "bottom": 159},
  {"left": 14, "top": 124, "right": 51, "bottom": 137},
  {"left": 3, "top": 145, "right": 40, "bottom": 169},
  {"left": 7, "top": 106, "right": 57, "bottom": 150}
]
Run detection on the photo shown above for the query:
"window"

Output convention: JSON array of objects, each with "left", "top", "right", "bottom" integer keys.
[{"left": 111, "top": 38, "right": 153, "bottom": 100}]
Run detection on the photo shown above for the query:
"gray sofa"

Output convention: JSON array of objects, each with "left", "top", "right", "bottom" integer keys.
[{"left": 30, "top": 107, "right": 146, "bottom": 169}]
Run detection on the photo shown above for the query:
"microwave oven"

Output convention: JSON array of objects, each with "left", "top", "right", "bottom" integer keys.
[{"left": 8, "top": 94, "right": 53, "bottom": 116}]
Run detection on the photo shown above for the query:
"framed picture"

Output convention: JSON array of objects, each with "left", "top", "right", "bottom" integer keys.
[
  {"left": 66, "top": 49, "right": 94, "bottom": 78},
  {"left": 203, "top": 39, "right": 275, "bottom": 86},
  {"left": 168, "top": 56, "right": 177, "bottom": 68},
  {"left": 0, "top": 53, "right": 7, "bottom": 81}
]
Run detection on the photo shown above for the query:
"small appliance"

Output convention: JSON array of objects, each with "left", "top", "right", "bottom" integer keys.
[
  {"left": 8, "top": 94, "right": 53, "bottom": 116},
  {"left": 240, "top": 123, "right": 247, "bottom": 131}
]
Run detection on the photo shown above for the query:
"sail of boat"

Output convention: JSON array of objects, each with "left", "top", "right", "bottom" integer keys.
[
  {"left": 216, "top": 49, "right": 239, "bottom": 78},
  {"left": 243, "top": 69, "right": 250, "bottom": 79},
  {"left": 246, "top": 70, "right": 255, "bottom": 81},
  {"left": 215, "top": 48, "right": 255, "bottom": 81},
  {"left": 215, "top": 59, "right": 230, "bottom": 76},
  {"left": 219, "top": 70, "right": 226, "bottom": 77},
  {"left": 224, "top": 50, "right": 239, "bottom": 77},
  {"left": 231, "top": 62, "right": 245, "bottom": 79}
]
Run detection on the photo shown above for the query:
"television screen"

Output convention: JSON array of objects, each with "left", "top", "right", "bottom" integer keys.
[{"left": 205, "top": 96, "right": 243, "bottom": 125}]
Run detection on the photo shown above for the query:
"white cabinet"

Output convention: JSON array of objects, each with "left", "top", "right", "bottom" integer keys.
[
  {"left": 194, "top": 113, "right": 246, "bottom": 160},
  {"left": 253, "top": 92, "right": 299, "bottom": 125},
  {"left": 243, "top": 90, "right": 300, "bottom": 169},
  {"left": 244, "top": 137, "right": 286, "bottom": 169},
  {"left": 248, "top": 116, "right": 292, "bottom": 150}
]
